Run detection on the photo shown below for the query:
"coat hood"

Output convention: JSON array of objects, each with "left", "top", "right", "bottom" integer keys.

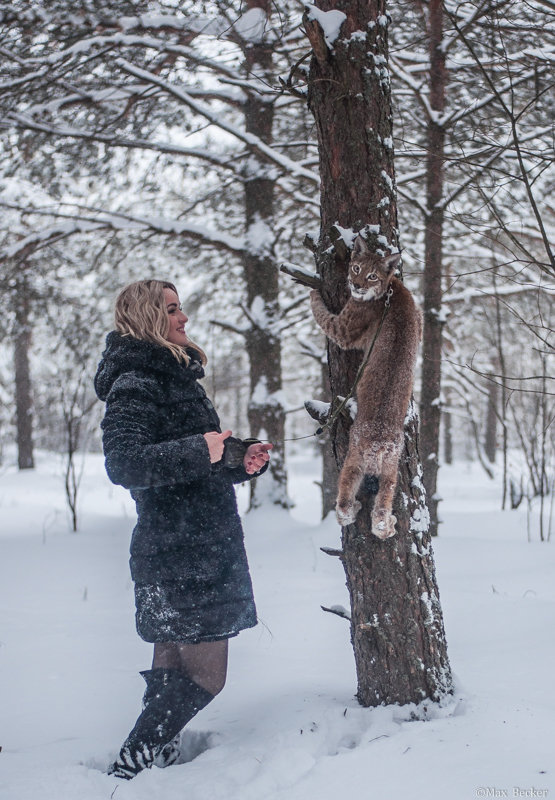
[{"left": 94, "top": 331, "right": 205, "bottom": 401}]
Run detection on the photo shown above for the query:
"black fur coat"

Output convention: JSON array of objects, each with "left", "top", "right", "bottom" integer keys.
[{"left": 94, "top": 331, "right": 260, "bottom": 642}]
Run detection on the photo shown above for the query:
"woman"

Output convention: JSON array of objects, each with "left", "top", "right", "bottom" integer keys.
[{"left": 94, "top": 279, "right": 272, "bottom": 779}]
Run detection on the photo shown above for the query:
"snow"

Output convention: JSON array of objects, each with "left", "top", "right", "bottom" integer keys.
[
  {"left": 305, "top": 5, "right": 347, "bottom": 49},
  {"left": 345, "top": 397, "right": 358, "bottom": 420},
  {"left": 233, "top": 8, "right": 268, "bottom": 44},
  {"left": 304, "top": 399, "right": 330, "bottom": 417},
  {"left": 347, "top": 31, "right": 366, "bottom": 43},
  {"left": 1, "top": 453, "right": 554, "bottom": 799},
  {"left": 409, "top": 501, "right": 430, "bottom": 536},
  {"left": 3, "top": 221, "right": 103, "bottom": 257},
  {"left": 249, "top": 376, "right": 286, "bottom": 410},
  {"left": 381, "top": 169, "right": 393, "bottom": 191},
  {"left": 117, "top": 14, "right": 225, "bottom": 38},
  {"left": 332, "top": 224, "right": 357, "bottom": 249},
  {"left": 0, "top": 210, "right": 246, "bottom": 261},
  {"left": 246, "top": 215, "right": 274, "bottom": 258},
  {"left": 364, "top": 224, "right": 381, "bottom": 235}
]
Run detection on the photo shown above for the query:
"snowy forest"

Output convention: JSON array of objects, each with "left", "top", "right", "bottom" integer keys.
[{"left": 1, "top": 1, "right": 554, "bottom": 798}]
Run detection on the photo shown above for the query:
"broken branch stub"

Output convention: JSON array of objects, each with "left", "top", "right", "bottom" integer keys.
[{"left": 279, "top": 262, "right": 321, "bottom": 290}]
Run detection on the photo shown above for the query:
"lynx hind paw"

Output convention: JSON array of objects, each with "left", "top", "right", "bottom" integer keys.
[
  {"left": 372, "top": 511, "right": 397, "bottom": 540},
  {"left": 336, "top": 500, "right": 362, "bottom": 526}
]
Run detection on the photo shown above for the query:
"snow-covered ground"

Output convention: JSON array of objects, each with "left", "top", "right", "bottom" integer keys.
[{"left": 1, "top": 451, "right": 553, "bottom": 800}]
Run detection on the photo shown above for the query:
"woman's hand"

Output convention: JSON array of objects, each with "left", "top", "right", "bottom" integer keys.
[
  {"left": 244, "top": 442, "right": 273, "bottom": 474},
  {"left": 204, "top": 430, "right": 232, "bottom": 463}
]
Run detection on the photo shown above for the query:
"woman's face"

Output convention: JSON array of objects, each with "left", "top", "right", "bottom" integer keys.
[{"left": 163, "top": 288, "right": 189, "bottom": 346}]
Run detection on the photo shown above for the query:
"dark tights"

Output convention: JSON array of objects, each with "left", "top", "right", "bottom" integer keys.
[{"left": 152, "top": 640, "right": 228, "bottom": 696}]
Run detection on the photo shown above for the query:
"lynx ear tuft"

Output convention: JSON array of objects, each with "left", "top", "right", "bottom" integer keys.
[
  {"left": 352, "top": 235, "right": 369, "bottom": 256},
  {"left": 383, "top": 252, "right": 402, "bottom": 273}
]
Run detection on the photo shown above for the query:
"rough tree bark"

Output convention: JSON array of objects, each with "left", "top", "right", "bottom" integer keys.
[
  {"left": 242, "top": 0, "right": 289, "bottom": 508},
  {"left": 304, "top": 0, "right": 452, "bottom": 706},
  {"left": 420, "top": 0, "right": 447, "bottom": 537},
  {"left": 14, "top": 271, "right": 34, "bottom": 470}
]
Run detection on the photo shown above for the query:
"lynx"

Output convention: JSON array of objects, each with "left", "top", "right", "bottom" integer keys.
[{"left": 310, "top": 235, "right": 422, "bottom": 538}]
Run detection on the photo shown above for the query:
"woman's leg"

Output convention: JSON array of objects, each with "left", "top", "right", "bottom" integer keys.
[
  {"left": 152, "top": 642, "right": 182, "bottom": 671},
  {"left": 152, "top": 640, "right": 228, "bottom": 694},
  {"left": 109, "top": 640, "right": 228, "bottom": 779},
  {"left": 173, "top": 640, "right": 228, "bottom": 695}
]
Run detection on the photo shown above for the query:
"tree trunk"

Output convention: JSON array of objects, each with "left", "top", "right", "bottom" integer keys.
[
  {"left": 320, "top": 357, "right": 338, "bottom": 518},
  {"left": 484, "top": 373, "right": 498, "bottom": 464},
  {"left": 420, "top": 0, "right": 447, "bottom": 537},
  {"left": 14, "top": 272, "right": 34, "bottom": 470},
  {"left": 305, "top": 0, "right": 452, "bottom": 706},
  {"left": 493, "top": 279, "right": 508, "bottom": 508},
  {"left": 443, "top": 389, "right": 453, "bottom": 465},
  {"left": 242, "top": 1, "right": 289, "bottom": 508}
]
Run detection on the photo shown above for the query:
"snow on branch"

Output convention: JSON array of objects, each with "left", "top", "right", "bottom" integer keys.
[
  {"left": 391, "top": 57, "right": 549, "bottom": 133},
  {"left": 303, "top": 5, "right": 347, "bottom": 66},
  {"left": 0, "top": 205, "right": 245, "bottom": 261},
  {"left": 100, "top": 12, "right": 226, "bottom": 38},
  {"left": 104, "top": 7, "right": 275, "bottom": 45},
  {"left": 0, "top": 32, "right": 263, "bottom": 93},
  {"left": 389, "top": 57, "right": 436, "bottom": 123},
  {"left": 298, "top": 338, "right": 326, "bottom": 363},
  {"left": 280, "top": 262, "right": 321, "bottom": 289},
  {"left": 0, "top": 64, "right": 51, "bottom": 92},
  {"left": 396, "top": 186, "right": 428, "bottom": 217},
  {"left": 321, "top": 604, "right": 351, "bottom": 622},
  {"left": 304, "top": 5, "right": 347, "bottom": 49},
  {"left": 439, "top": 67, "right": 547, "bottom": 129},
  {"left": 209, "top": 318, "right": 249, "bottom": 337},
  {"left": 439, "top": 124, "right": 554, "bottom": 211},
  {"left": 444, "top": 6, "right": 555, "bottom": 275},
  {"left": 5, "top": 112, "right": 245, "bottom": 173},
  {"left": 444, "top": 281, "right": 555, "bottom": 306},
  {"left": 441, "top": 0, "right": 517, "bottom": 54},
  {"left": 1, "top": 219, "right": 104, "bottom": 261},
  {"left": 116, "top": 60, "right": 319, "bottom": 185}
]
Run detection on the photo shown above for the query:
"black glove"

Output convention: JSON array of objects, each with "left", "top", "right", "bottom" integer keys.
[{"left": 222, "top": 437, "right": 261, "bottom": 469}]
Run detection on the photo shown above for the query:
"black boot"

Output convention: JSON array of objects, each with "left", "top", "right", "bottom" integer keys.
[
  {"left": 140, "top": 669, "right": 180, "bottom": 768},
  {"left": 108, "top": 669, "right": 214, "bottom": 780}
]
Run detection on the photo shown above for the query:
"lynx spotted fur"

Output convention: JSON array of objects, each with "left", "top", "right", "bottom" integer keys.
[{"left": 310, "top": 236, "right": 422, "bottom": 538}]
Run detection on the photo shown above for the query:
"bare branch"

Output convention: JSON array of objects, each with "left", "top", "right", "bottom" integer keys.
[
  {"left": 209, "top": 319, "right": 248, "bottom": 337},
  {"left": 444, "top": 6, "right": 555, "bottom": 275}
]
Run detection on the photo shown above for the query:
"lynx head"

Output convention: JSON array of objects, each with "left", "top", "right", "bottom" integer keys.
[{"left": 348, "top": 236, "right": 402, "bottom": 301}]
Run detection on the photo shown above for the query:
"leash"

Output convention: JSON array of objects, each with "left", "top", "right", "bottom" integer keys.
[{"left": 276, "top": 285, "right": 394, "bottom": 444}]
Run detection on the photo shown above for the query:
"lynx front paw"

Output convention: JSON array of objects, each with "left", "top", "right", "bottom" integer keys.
[
  {"left": 336, "top": 499, "right": 361, "bottom": 526},
  {"left": 371, "top": 509, "right": 397, "bottom": 539}
]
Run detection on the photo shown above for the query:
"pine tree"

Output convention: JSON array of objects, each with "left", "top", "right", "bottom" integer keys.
[{"left": 303, "top": 0, "right": 452, "bottom": 705}]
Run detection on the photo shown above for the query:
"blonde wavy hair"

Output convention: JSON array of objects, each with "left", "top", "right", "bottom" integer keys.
[{"left": 114, "top": 279, "right": 207, "bottom": 366}]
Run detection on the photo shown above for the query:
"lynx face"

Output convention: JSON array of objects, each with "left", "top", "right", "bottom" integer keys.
[{"left": 348, "top": 236, "right": 401, "bottom": 302}]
